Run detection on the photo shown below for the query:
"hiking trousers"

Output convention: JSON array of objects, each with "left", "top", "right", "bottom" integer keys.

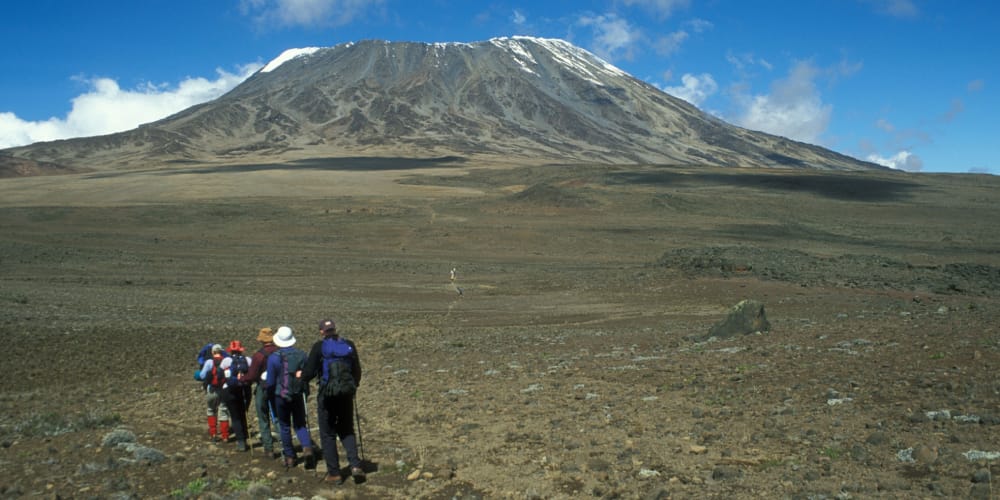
[
  {"left": 225, "top": 385, "right": 251, "bottom": 444},
  {"left": 272, "top": 393, "right": 312, "bottom": 458},
  {"left": 204, "top": 386, "right": 230, "bottom": 420},
  {"left": 254, "top": 383, "right": 275, "bottom": 451},
  {"left": 317, "top": 392, "right": 362, "bottom": 474}
]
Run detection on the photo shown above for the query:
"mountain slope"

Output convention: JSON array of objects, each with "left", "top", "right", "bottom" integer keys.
[{"left": 2, "top": 37, "right": 881, "bottom": 172}]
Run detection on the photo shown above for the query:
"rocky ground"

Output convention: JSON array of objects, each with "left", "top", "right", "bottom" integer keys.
[{"left": 1, "top": 163, "right": 999, "bottom": 499}]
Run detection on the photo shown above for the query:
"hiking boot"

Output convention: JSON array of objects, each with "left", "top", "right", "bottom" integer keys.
[
  {"left": 302, "top": 447, "right": 316, "bottom": 470},
  {"left": 284, "top": 456, "right": 296, "bottom": 469},
  {"left": 323, "top": 473, "right": 343, "bottom": 484},
  {"left": 235, "top": 441, "right": 247, "bottom": 452},
  {"left": 351, "top": 466, "right": 366, "bottom": 478}
]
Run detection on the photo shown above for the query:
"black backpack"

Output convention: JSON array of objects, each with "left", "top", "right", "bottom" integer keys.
[{"left": 320, "top": 337, "right": 357, "bottom": 398}]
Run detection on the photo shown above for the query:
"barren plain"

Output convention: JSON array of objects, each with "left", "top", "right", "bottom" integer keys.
[{"left": 1, "top": 160, "right": 999, "bottom": 499}]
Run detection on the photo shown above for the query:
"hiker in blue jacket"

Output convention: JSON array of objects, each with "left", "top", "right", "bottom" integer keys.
[
  {"left": 303, "top": 318, "right": 364, "bottom": 484},
  {"left": 265, "top": 325, "right": 315, "bottom": 469}
]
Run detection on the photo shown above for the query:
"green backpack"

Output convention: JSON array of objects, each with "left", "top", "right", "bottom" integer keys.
[{"left": 274, "top": 348, "right": 307, "bottom": 401}]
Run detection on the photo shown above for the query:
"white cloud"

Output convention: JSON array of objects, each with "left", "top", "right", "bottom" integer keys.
[
  {"left": 655, "top": 30, "right": 689, "bottom": 56},
  {"left": 875, "top": 118, "right": 894, "bottom": 132},
  {"left": 241, "top": 0, "right": 384, "bottom": 27},
  {"left": 578, "top": 14, "right": 642, "bottom": 61},
  {"left": 511, "top": 9, "right": 527, "bottom": 26},
  {"left": 619, "top": 0, "right": 691, "bottom": 20},
  {"left": 726, "top": 51, "right": 773, "bottom": 74},
  {"left": 867, "top": 150, "right": 923, "bottom": 171},
  {"left": 864, "top": 0, "right": 918, "bottom": 18},
  {"left": 731, "top": 60, "right": 832, "bottom": 144},
  {"left": 968, "top": 79, "right": 985, "bottom": 92},
  {"left": 685, "top": 18, "right": 713, "bottom": 33},
  {"left": 0, "top": 65, "right": 260, "bottom": 149},
  {"left": 663, "top": 73, "right": 718, "bottom": 106},
  {"left": 941, "top": 98, "right": 963, "bottom": 122}
]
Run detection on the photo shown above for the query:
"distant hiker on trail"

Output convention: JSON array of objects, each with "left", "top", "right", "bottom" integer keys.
[
  {"left": 244, "top": 327, "right": 278, "bottom": 457},
  {"left": 224, "top": 340, "right": 253, "bottom": 452},
  {"left": 450, "top": 267, "right": 463, "bottom": 295},
  {"left": 199, "top": 344, "right": 231, "bottom": 442},
  {"left": 303, "top": 318, "right": 365, "bottom": 484},
  {"left": 265, "top": 326, "right": 316, "bottom": 469}
]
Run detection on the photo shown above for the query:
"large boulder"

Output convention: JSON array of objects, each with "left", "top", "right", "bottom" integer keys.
[{"left": 706, "top": 299, "right": 771, "bottom": 339}]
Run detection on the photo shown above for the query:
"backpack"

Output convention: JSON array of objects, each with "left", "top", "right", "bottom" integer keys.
[
  {"left": 197, "top": 343, "right": 215, "bottom": 368},
  {"left": 274, "top": 348, "right": 307, "bottom": 401},
  {"left": 320, "top": 337, "right": 357, "bottom": 398},
  {"left": 228, "top": 353, "right": 249, "bottom": 387},
  {"left": 196, "top": 343, "right": 230, "bottom": 383},
  {"left": 197, "top": 343, "right": 229, "bottom": 370},
  {"left": 207, "top": 357, "right": 226, "bottom": 389}
]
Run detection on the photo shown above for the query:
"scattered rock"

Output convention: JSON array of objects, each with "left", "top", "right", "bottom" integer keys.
[
  {"left": 971, "top": 468, "right": 991, "bottom": 483},
  {"left": 911, "top": 444, "right": 939, "bottom": 465},
  {"left": 969, "top": 483, "right": 992, "bottom": 499},
  {"left": 866, "top": 432, "right": 886, "bottom": 446},
  {"left": 711, "top": 465, "right": 742, "bottom": 480},
  {"left": 705, "top": 299, "right": 771, "bottom": 340},
  {"left": 101, "top": 429, "right": 136, "bottom": 447}
]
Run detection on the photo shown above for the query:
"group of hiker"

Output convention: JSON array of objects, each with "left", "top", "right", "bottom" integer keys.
[{"left": 196, "top": 318, "right": 365, "bottom": 484}]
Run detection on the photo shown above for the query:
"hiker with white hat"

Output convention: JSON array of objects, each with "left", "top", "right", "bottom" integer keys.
[{"left": 264, "top": 326, "right": 316, "bottom": 469}]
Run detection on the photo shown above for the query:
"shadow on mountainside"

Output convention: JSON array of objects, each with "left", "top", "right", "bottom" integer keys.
[
  {"left": 607, "top": 170, "right": 920, "bottom": 202},
  {"left": 83, "top": 156, "right": 468, "bottom": 179}
]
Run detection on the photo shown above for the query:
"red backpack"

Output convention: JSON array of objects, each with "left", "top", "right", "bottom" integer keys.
[{"left": 207, "top": 356, "right": 225, "bottom": 388}]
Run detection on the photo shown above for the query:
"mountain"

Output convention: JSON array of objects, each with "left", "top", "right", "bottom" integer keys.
[{"left": 1, "top": 37, "right": 882, "bottom": 173}]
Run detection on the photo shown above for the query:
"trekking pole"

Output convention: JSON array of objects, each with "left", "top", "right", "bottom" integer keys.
[{"left": 354, "top": 396, "right": 365, "bottom": 461}]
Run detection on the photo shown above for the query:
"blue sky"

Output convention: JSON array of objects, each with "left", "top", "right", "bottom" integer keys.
[{"left": 0, "top": 0, "right": 995, "bottom": 174}]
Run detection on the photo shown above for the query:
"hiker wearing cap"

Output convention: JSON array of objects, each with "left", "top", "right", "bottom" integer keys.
[
  {"left": 265, "top": 326, "right": 316, "bottom": 469},
  {"left": 244, "top": 327, "right": 278, "bottom": 457},
  {"left": 303, "top": 318, "right": 364, "bottom": 483},
  {"left": 224, "top": 340, "right": 253, "bottom": 452},
  {"left": 198, "top": 344, "right": 232, "bottom": 442}
]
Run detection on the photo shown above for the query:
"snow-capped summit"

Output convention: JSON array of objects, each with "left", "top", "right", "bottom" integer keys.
[{"left": 2, "top": 38, "right": 880, "bottom": 172}]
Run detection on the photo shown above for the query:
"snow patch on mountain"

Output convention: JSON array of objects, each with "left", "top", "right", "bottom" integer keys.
[
  {"left": 502, "top": 36, "right": 629, "bottom": 86},
  {"left": 261, "top": 47, "right": 323, "bottom": 73},
  {"left": 490, "top": 38, "right": 539, "bottom": 76}
]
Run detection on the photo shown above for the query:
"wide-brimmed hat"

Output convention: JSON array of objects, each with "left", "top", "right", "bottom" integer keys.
[
  {"left": 274, "top": 326, "right": 296, "bottom": 347},
  {"left": 228, "top": 340, "right": 245, "bottom": 353},
  {"left": 319, "top": 319, "right": 336, "bottom": 333},
  {"left": 257, "top": 327, "right": 274, "bottom": 343}
]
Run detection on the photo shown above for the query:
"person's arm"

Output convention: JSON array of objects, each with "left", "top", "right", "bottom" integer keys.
[
  {"left": 244, "top": 352, "right": 264, "bottom": 383},
  {"left": 264, "top": 353, "right": 279, "bottom": 390},
  {"left": 348, "top": 339, "right": 362, "bottom": 386},
  {"left": 301, "top": 341, "right": 323, "bottom": 384},
  {"left": 199, "top": 359, "right": 213, "bottom": 381}
]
